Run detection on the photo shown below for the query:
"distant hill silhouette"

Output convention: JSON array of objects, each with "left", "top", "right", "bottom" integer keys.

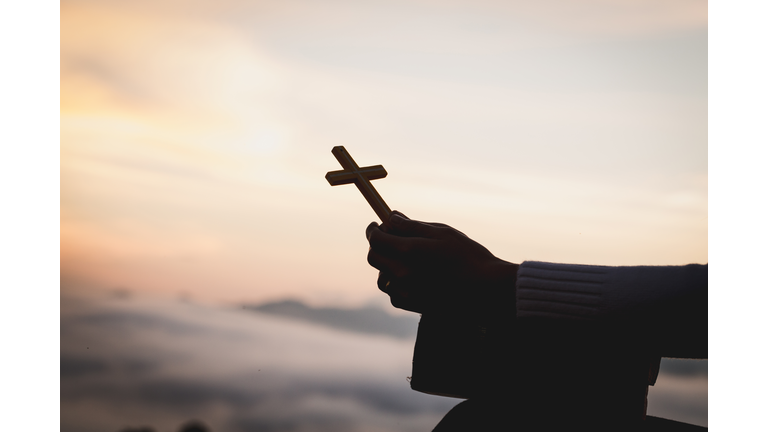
[
  {"left": 240, "top": 300, "right": 707, "bottom": 377},
  {"left": 659, "top": 358, "right": 708, "bottom": 376},
  {"left": 119, "top": 420, "right": 209, "bottom": 432},
  {"left": 242, "top": 299, "right": 420, "bottom": 339}
]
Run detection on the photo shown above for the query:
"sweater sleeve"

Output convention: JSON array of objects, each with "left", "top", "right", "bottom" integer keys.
[{"left": 515, "top": 261, "right": 707, "bottom": 358}]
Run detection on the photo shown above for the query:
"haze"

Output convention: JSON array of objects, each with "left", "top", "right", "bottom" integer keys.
[{"left": 61, "top": 0, "right": 707, "bottom": 306}]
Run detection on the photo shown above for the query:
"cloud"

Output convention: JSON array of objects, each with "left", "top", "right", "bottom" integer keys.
[
  {"left": 60, "top": 356, "right": 109, "bottom": 378},
  {"left": 647, "top": 373, "right": 708, "bottom": 426},
  {"left": 60, "top": 0, "right": 706, "bottom": 306},
  {"left": 61, "top": 293, "right": 707, "bottom": 431},
  {"left": 60, "top": 293, "right": 456, "bottom": 432}
]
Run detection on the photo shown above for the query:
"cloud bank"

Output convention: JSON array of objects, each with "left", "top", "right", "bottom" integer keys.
[{"left": 61, "top": 293, "right": 706, "bottom": 431}]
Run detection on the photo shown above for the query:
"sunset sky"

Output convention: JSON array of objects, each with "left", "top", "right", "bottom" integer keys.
[{"left": 60, "top": 0, "right": 708, "bottom": 307}]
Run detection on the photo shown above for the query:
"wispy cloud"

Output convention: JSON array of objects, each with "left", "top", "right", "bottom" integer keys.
[{"left": 61, "top": 0, "right": 707, "bottom": 306}]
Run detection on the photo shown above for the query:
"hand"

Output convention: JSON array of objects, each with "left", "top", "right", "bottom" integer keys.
[{"left": 366, "top": 211, "right": 519, "bottom": 319}]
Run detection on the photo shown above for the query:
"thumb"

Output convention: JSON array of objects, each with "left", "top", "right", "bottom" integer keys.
[
  {"left": 389, "top": 213, "right": 439, "bottom": 238},
  {"left": 391, "top": 210, "right": 409, "bottom": 219}
]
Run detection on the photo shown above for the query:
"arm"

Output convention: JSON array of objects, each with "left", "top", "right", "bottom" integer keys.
[
  {"left": 366, "top": 212, "right": 707, "bottom": 358},
  {"left": 516, "top": 261, "right": 707, "bottom": 358}
]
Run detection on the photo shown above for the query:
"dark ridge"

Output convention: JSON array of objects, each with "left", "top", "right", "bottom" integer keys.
[
  {"left": 240, "top": 300, "right": 706, "bottom": 378},
  {"left": 241, "top": 299, "right": 420, "bottom": 339},
  {"left": 659, "top": 358, "right": 708, "bottom": 377}
]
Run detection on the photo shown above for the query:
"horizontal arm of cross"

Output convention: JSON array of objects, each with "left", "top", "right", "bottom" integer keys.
[
  {"left": 325, "top": 165, "right": 387, "bottom": 186},
  {"left": 325, "top": 146, "right": 392, "bottom": 225}
]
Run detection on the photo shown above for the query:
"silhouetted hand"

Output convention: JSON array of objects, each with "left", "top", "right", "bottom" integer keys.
[{"left": 366, "top": 211, "right": 518, "bottom": 318}]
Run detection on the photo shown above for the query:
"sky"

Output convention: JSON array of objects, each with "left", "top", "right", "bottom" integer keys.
[
  {"left": 61, "top": 0, "right": 708, "bottom": 307},
  {"left": 9, "top": 0, "right": 768, "bottom": 430}
]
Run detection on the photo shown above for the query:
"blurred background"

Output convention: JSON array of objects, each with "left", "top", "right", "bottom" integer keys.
[{"left": 60, "top": 0, "right": 707, "bottom": 430}]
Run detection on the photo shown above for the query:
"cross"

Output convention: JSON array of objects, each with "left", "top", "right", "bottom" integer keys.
[{"left": 326, "top": 146, "right": 392, "bottom": 226}]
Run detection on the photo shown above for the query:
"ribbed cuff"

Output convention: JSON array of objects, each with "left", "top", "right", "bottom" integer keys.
[{"left": 515, "top": 261, "right": 611, "bottom": 320}]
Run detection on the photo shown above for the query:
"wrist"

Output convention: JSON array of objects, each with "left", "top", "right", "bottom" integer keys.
[
  {"left": 483, "top": 259, "right": 519, "bottom": 288},
  {"left": 472, "top": 259, "right": 518, "bottom": 324}
]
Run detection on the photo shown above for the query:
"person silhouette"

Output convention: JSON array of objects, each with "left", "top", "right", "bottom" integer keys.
[{"left": 366, "top": 211, "right": 707, "bottom": 431}]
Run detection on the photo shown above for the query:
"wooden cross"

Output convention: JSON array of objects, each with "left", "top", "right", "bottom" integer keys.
[{"left": 325, "top": 146, "right": 392, "bottom": 226}]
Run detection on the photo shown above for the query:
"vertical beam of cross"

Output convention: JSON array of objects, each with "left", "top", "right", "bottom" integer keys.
[{"left": 325, "top": 146, "right": 392, "bottom": 225}]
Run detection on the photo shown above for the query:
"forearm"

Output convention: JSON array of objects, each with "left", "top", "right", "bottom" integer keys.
[{"left": 515, "top": 261, "right": 708, "bottom": 358}]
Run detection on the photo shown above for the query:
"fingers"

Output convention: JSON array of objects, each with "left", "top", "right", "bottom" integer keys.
[
  {"left": 369, "top": 217, "right": 443, "bottom": 254},
  {"left": 377, "top": 272, "right": 410, "bottom": 299},
  {"left": 377, "top": 271, "right": 392, "bottom": 293},
  {"left": 389, "top": 213, "right": 443, "bottom": 238},
  {"left": 364, "top": 211, "right": 443, "bottom": 315},
  {"left": 370, "top": 210, "right": 446, "bottom": 240},
  {"left": 367, "top": 212, "right": 451, "bottom": 275},
  {"left": 367, "top": 247, "right": 410, "bottom": 277},
  {"left": 377, "top": 271, "right": 426, "bottom": 314},
  {"left": 367, "top": 220, "right": 414, "bottom": 276},
  {"left": 366, "top": 221, "right": 379, "bottom": 241},
  {"left": 368, "top": 222, "right": 413, "bottom": 255},
  {"left": 390, "top": 294, "right": 423, "bottom": 313}
]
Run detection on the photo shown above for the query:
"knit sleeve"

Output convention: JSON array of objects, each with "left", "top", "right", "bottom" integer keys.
[
  {"left": 515, "top": 261, "right": 610, "bottom": 320},
  {"left": 515, "top": 261, "right": 708, "bottom": 357}
]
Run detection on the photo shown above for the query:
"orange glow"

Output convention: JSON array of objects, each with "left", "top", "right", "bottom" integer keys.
[{"left": 61, "top": 0, "right": 707, "bottom": 306}]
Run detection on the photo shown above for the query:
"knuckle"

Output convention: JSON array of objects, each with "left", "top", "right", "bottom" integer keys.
[
  {"left": 377, "top": 274, "right": 390, "bottom": 292},
  {"left": 367, "top": 251, "right": 381, "bottom": 269},
  {"left": 440, "top": 226, "right": 457, "bottom": 237},
  {"left": 378, "top": 281, "right": 389, "bottom": 293},
  {"left": 367, "top": 229, "right": 380, "bottom": 245},
  {"left": 365, "top": 222, "right": 378, "bottom": 238}
]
